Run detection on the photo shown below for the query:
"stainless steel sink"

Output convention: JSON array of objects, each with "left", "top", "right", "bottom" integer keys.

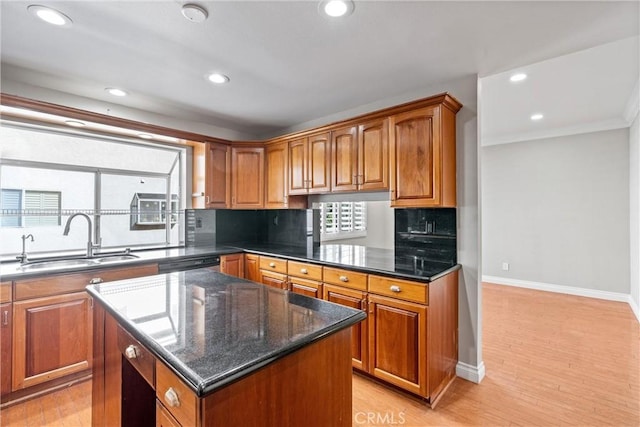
[
  {"left": 94, "top": 254, "right": 139, "bottom": 263},
  {"left": 19, "top": 258, "right": 98, "bottom": 270}
]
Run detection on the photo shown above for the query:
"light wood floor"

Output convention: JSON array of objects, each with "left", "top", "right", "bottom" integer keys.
[{"left": 1, "top": 283, "right": 638, "bottom": 426}]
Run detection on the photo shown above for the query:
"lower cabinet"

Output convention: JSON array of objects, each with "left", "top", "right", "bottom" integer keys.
[
  {"left": 12, "top": 291, "right": 93, "bottom": 390},
  {"left": 367, "top": 294, "right": 426, "bottom": 396},
  {"left": 220, "top": 254, "right": 245, "bottom": 278},
  {"left": 244, "top": 254, "right": 260, "bottom": 282},
  {"left": 323, "top": 284, "right": 368, "bottom": 371},
  {"left": 260, "top": 271, "right": 288, "bottom": 289},
  {"left": 288, "top": 277, "right": 322, "bottom": 298},
  {"left": 1, "top": 302, "right": 12, "bottom": 398}
]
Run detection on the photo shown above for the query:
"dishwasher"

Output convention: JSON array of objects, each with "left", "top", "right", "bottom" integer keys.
[{"left": 157, "top": 255, "right": 220, "bottom": 274}]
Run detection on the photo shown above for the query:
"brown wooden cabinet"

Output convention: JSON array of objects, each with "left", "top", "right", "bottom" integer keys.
[
  {"left": 220, "top": 254, "right": 245, "bottom": 278},
  {"left": 287, "top": 260, "right": 323, "bottom": 298},
  {"left": 1, "top": 302, "right": 12, "bottom": 398},
  {"left": 12, "top": 291, "right": 93, "bottom": 390},
  {"left": 231, "top": 146, "right": 264, "bottom": 209},
  {"left": 288, "top": 132, "right": 331, "bottom": 195},
  {"left": 265, "top": 142, "right": 307, "bottom": 209},
  {"left": 244, "top": 254, "right": 260, "bottom": 282},
  {"left": 367, "top": 294, "right": 426, "bottom": 396},
  {"left": 389, "top": 96, "right": 461, "bottom": 207},
  {"left": 323, "top": 283, "right": 368, "bottom": 371},
  {"left": 204, "top": 142, "right": 231, "bottom": 208},
  {"left": 331, "top": 119, "right": 388, "bottom": 192},
  {"left": 260, "top": 271, "right": 288, "bottom": 290}
]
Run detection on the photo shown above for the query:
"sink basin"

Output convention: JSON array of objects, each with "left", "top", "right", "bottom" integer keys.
[
  {"left": 94, "top": 254, "right": 139, "bottom": 263},
  {"left": 19, "top": 258, "right": 98, "bottom": 270}
]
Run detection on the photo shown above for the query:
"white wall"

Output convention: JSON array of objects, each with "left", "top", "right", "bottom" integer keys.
[
  {"left": 482, "top": 129, "right": 630, "bottom": 296},
  {"left": 630, "top": 113, "right": 640, "bottom": 320}
]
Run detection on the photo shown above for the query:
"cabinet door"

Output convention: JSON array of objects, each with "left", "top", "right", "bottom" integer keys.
[
  {"left": 368, "top": 294, "right": 426, "bottom": 396},
  {"left": 307, "top": 132, "right": 331, "bottom": 194},
  {"left": 331, "top": 126, "right": 358, "bottom": 192},
  {"left": 389, "top": 106, "right": 442, "bottom": 207},
  {"left": 1, "top": 303, "right": 11, "bottom": 397},
  {"left": 244, "top": 254, "right": 260, "bottom": 282},
  {"left": 358, "top": 118, "right": 389, "bottom": 191},
  {"left": 156, "top": 399, "right": 181, "bottom": 427},
  {"left": 221, "top": 254, "right": 244, "bottom": 278},
  {"left": 205, "top": 142, "right": 231, "bottom": 208},
  {"left": 260, "top": 271, "right": 288, "bottom": 290},
  {"left": 13, "top": 291, "right": 93, "bottom": 390},
  {"left": 288, "top": 277, "right": 322, "bottom": 299},
  {"left": 288, "top": 137, "right": 308, "bottom": 195},
  {"left": 231, "top": 146, "right": 264, "bottom": 208},
  {"left": 323, "top": 284, "right": 367, "bottom": 371},
  {"left": 265, "top": 142, "right": 289, "bottom": 208}
]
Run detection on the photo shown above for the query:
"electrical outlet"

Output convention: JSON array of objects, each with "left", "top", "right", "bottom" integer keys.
[{"left": 502, "top": 262, "right": 509, "bottom": 271}]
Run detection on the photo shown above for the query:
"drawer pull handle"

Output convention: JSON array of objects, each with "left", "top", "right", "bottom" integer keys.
[
  {"left": 2, "top": 310, "right": 8, "bottom": 326},
  {"left": 269, "top": 262, "right": 276, "bottom": 268},
  {"left": 89, "top": 278, "right": 103, "bottom": 284},
  {"left": 300, "top": 268, "right": 308, "bottom": 274},
  {"left": 390, "top": 285, "right": 401, "bottom": 293},
  {"left": 124, "top": 345, "right": 138, "bottom": 359},
  {"left": 164, "top": 387, "right": 180, "bottom": 407},
  {"left": 339, "top": 275, "right": 349, "bottom": 282}
]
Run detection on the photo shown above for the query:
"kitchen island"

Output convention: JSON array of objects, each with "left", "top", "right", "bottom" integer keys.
[{"left": 88, "top": 268, "right": 366, "bottom": 427}]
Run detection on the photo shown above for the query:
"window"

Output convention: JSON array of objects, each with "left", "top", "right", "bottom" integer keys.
[
  {"left": 24, "top": 191, "right": 61, "bottom": 226},
  {"left": 0, "top": 189, "right": 61, "bottom": 227},
  {"left": 1, "top": 189, "right": 22, "bottom": 227},
  {"left": 319, "top": 201, "right": 366, "bottom": 241}
]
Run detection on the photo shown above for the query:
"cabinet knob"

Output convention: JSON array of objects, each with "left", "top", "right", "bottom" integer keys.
[
  {"left": 269, "top": 262, "right": 276, "bottom": 268},
  {"left": 89, "top": 278, "right": 103, "bottom": 284},
  {"left": 339, "top": 275, "right": 349, "bottom": 282},
  {"left": 125, "top": 345, "right": 138, "bottom": 359},
  {"left": 300, "top": 268, "right": 308, "bottom": 274},
  {"left": 390, "top": 285, "right": 401, "bottom": 293},
  {"left": 164, "top": 387, "right": 180, "bottom": 407}
]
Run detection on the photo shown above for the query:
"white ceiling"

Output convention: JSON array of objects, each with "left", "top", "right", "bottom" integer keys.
[{"left": 1, "top": 1, "right": 639, "bottom": 139}]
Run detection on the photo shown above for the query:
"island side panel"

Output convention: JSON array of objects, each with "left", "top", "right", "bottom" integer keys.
[
  {"left": 92, "top": 308, "right": 123, "bottom": 427},
  {"left": 200, "top": 328, "right": 353, "bottom": 427}
]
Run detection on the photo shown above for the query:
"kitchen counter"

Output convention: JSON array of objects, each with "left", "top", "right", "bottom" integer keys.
[
  {"left": 1, "top": 243, "right": 460, "bottom": 283},
  {"left": 87, "top": 267, "right": 366, "bottom": 396},
  {"left": 90, "top": 268, "right": 363, "bottom": 426}
]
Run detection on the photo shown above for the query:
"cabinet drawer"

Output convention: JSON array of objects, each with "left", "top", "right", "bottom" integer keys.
[
  {"left": 0, "top": 282, "right": 11, "bottom": 303},
  {"left": 14, "top": 263, "right": 158, "bottom": 300},
  {"left": 259, "top": 256, "right": 287, "bottom": 274},
  {"left": 156, "top": 361, "right": 197, "bottom": 427},
  {"left": 368, "top": 275, "right": 428, "bottom": 304},
  {"left": 287, "top": 261, "right": 322, "bottom": 281},
  {"left": 156, "top": 399, "right": 181, "bottom": 427},
  {"left": 117, "top": 325, "right": 155, "bottom": 387},
  {"left": 323, "top": 267, "right": 367, "bottom": 291}
]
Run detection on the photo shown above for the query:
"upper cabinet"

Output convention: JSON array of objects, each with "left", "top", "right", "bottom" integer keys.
[
  {"left": 265, "top": 142, "right": 307, "bottom": 209},
  {"left": 231, "top": 146, "right": 264, "bottom": 209},
  {"left": 389, "top": 96, "right": 461, "bottom": 207},
  {"left": 288, "top": 132, "right": 331, "bottom": 195},
  {"left": 331, "top": 118, "right": 389, "bottom": 193},
  {"left": 205, "top": 142, "right": 231, "bottom": 208}
]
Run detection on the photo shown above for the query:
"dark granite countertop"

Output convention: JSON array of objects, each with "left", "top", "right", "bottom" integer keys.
[
  {"left": 230, "top": 243, "right": 460, "bottom": 283},
  {"left": 1, "top": 243, "right": 459, "bottom": 283},
  {"left": 87, "top": 268, "right": 365, "bottom": 397}
]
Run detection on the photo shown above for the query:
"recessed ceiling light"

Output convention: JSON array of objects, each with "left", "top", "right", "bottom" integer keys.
[
  {"left": 65, "top": 120, "right": 85, "bottom": 127},
  {"left": 138, "top": 134, "right": 153, "bottom": 139},
  {"left": 28, "top": 5, "right": 72, "bottom": 27},
  {"left": 510, "top": 73, "right": 527, "bottom": 82},
  {"left": 319, "top": 0, "right": 354, "bottom": 17},
  {"left": 530, "top": 113, "right": 544, "bottom": 121},
  {"left": 181, "top": 3, "right": 208, "bottom": 23},
  {"left": 105, "top": 87, "right": 128, "bottom": 97},
  {"left": 207, "top": 73, "right": 230, "bottom": 84}
]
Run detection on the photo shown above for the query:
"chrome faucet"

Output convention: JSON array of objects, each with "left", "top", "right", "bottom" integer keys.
[
  {"left": 16, "top": 234, "right": 34, "bottom": 264},
  {"left": 63, "top": 213, "right": 101, "bottom": 258}
]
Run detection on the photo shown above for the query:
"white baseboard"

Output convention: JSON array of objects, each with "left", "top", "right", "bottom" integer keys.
[
  {"left": 483, "top": 275, "right": 640, "bottom": 323},
  {"left": 456, "top": 361, "right": 485, "bottom": 384}
]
